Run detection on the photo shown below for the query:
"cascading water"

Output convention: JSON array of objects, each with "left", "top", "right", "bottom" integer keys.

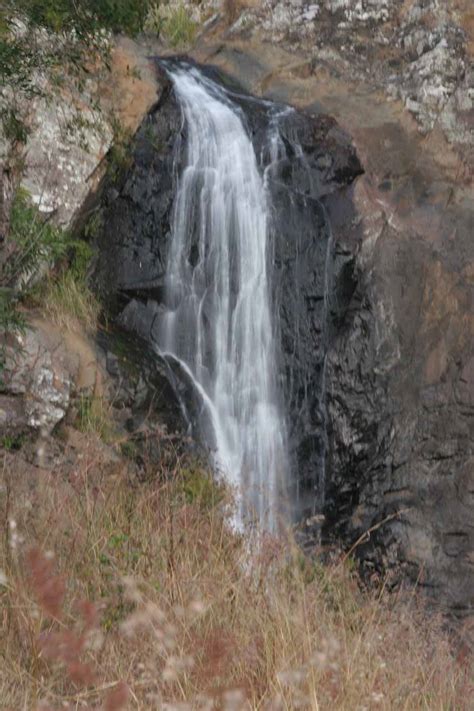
[{"left": 159, "top": 65, "right": 288, "bottom": 530}]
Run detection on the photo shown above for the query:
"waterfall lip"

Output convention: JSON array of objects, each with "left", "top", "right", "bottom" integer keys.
[{"left": 155, "top": 55, "right": 292, "bottom": 120}]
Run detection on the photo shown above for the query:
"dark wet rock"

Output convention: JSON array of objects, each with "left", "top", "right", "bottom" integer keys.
[
  {"left": 94, "top": 64, "right": 362, "bottom": 510},
  {"left": 95, "top": 80, "right": 180, "bottom": 312},
  {"left": 94, "top": 60, "right": 474, "bottom": 623},
  {"left": 323, "top": 181, "right": 474, "bottom": 620},
  {"left": 96, "top": 328, "right": 185, "bottom": 437}
]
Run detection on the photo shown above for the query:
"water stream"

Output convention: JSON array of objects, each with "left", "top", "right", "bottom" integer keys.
[{"left": 159, "top": 65, "right": 288, "bottom": 530}]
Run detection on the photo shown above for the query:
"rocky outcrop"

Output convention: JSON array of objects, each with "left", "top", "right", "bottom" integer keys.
[
  {"left": 0, "top": 33, "right": 162, "bottom": 240},
  {"left": 94, "top": 55, "right": 473, "bottom": 623},
  {"left": 94, "top": 63, "right": 363, "bottom": 512},
  {"left": 1, "top": 320, "right": 75, "bottom": 435},
  {"left": 188, "top": 35, "right": 472, "bottom": 618},
  {"left": 208, "top": 0, "right": 473, "bottom": 172},
  {"left": 20, "top": 37, "right": 163, "bottom": 228},
  {"left": 324, "top": 177, "right": 474, "bottom": 618},
  {"left": 0, "top": 35, "right": 167, "bottom": 440}
]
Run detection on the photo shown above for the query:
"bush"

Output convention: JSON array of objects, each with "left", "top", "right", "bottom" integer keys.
[
  {"left": 1, "top": 189, "right": 101, "bottom": 341},
  {"left": 4, "top": 188, "right": 70, "bottom": 289},
  {"left": 0, "top": 189, "right": 69, "bottom": 366}
]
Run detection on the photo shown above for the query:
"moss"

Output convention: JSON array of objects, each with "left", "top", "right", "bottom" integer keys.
[
  {"left": 107, "top": 118, "right": 134, "bottom": 182},
  {"left": 120, "top": 440, "right": 140, "bottom": 461}
]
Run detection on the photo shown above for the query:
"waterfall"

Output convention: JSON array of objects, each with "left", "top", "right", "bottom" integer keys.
[{"left": 159, "top": 65, "right": 288, "bottom": 531}]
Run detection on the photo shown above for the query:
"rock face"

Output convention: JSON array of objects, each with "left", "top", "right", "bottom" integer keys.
[
  {"left": 1, "top": 322, "right": 72, "bottom": 435},
  {"left": 188, "top": 37, "right": 473, "bottom": 621},
  {"left": 325, "top": 180, "right": 474, "bottom": 617},
  {"left": 94, "top": 59, "right": 473, "bottom": 622},
  {"left": 216, "top": 0, "right": 473, "bottom": 173},
  {"left": 0, "top": 34, "right": 162, "bottom": 238},
  {"left": 94, "top": 63, "right": 362, "bottom": 514}
]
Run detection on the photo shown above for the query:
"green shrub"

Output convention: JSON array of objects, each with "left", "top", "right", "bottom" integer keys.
[
  {"left": 0, "top": 433, "right": 26, "bottom": 451},
  {"left": 164, "top": 5, "right": 197, "bottom": 47},
  {"left": 1, "top": 189, "right": 100, "bottom": 338},
  {"left": 0, "top": 290, "right": 26, "bottom": 381},
  {"left": 5, "top": 188, "right": 70, "bottom": 288},
  {"left": 11, "top": 0, "right": 152, "bottom": 37}
]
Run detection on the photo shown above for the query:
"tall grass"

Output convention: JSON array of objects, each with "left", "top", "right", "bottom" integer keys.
[
  {"left": 0, "top": 433, "right": 471, "bottom": 709},
  {"left": 43, "top": 270, "right": 101, "bottom": 334},
  {"left": 145, "top": 3, "right": 197, "bottom": 48}
]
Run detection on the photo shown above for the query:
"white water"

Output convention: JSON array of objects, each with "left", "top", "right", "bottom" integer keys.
[{"left": 160, "top": 66, "right": 288, "bottom": 530}]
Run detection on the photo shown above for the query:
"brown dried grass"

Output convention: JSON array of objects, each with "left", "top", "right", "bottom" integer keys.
[{"left": 0, "top": 434, "right": 472, "bottom": 709}]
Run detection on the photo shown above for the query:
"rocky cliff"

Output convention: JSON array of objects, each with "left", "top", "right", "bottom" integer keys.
[
  {"left": 1, "top": 2, "right": 472, "bottom": 631},
  {"left": 93, "top": 46, "right": 473, "bottom": 624},
  {"left": 187, "top": 2, "right": 473, "bottom": 622}
]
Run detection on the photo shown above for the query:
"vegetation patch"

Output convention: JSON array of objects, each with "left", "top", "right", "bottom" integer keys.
[
  {"left": 145, "top": 2, "right": 198, "bottom": 48},
  {"left": 0, "top": 440, "right": 471, "bottom": 709},
  {"left": 75, "top": 393, "right": 113, "bottom": 442},
  {"left": 43, "top": 270, "right": 101, "bottom": 334},
  {"left": 5, "top": 188, "right": 71, "bottom": 289},
  {"left": 1, "top": 189, "right": 101, "bottom": 338},
  {"left": 0, "top": 433, "right": 26, "bottom": 451}
]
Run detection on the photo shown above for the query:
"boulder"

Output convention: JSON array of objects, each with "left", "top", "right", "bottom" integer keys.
[{"left": 1, "top": 323, "right": 72, "bottom": 434}]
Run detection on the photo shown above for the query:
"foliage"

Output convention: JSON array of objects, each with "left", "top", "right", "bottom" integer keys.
[
  {"left": 0, "top": 188, "right": 101, "bottom": 336},
  {"left": 43, "top": 269, "right": 101, "bottom": 333},
  {"left": 0, "top": 289, "right": 26, "bottom": 381},
  {"left": 2, "top": 0, "right": 152, "bottom": 39},
  {"left": 107, "top": 117, "right": 134, "bottom": 181},
  {"left": 0, "top": 290, "right": 26, "bottom": 335},
  {"left": 0, "top": 441, "right": 471, "bottom": 708},
  {"left": 0, "top": 433, "right": 26, "bottom": 451},
  {"left": 145, "top": 2, "right": 197, "bottom": 47},
  {"left": 177, "top": 462, "right": 225, "bottom": 510},
  {"left": 5, "top": 188, "right": 70, "bottom": 289}
]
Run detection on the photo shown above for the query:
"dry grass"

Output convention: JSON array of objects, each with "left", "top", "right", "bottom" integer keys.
[
  {"left": 0, "top": 432, "right": 472, "bottom": 710},
  {"left": 43, "top": 272, "right": 101, "bottom": 334}
]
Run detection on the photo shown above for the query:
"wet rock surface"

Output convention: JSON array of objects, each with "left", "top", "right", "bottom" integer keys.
[
  {"left": 187, "top": 42, "right": 473, "bottom": 622},
  {"left": 95, "top": 54, "right": 473, "bottom": 622},
  {"left": 94, "top": 63, "right": 362, "bottom": 514},
  {"left": 97, "top": 328, "right": 186, "bottom": 440}
]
